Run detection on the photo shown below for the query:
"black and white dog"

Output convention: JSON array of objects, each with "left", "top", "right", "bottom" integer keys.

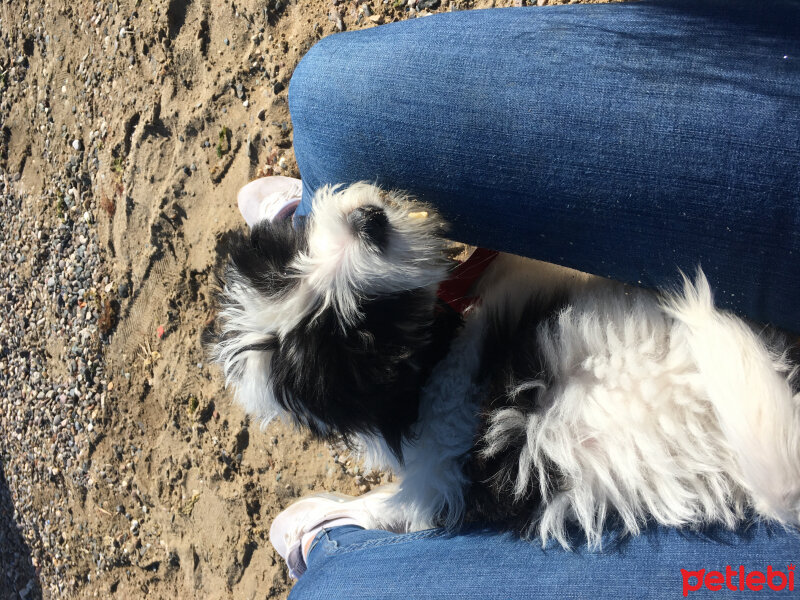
[{"left": 208, "top": 182, "right": 800, "bottom": 547}]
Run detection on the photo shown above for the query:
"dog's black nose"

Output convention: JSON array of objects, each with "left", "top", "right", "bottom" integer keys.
[{"left": 347, "top": 205, "right": 389, "bottom": 250}]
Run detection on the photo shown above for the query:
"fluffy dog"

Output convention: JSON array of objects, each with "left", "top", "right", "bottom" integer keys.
[{"left": 208, "top": 182, "right": 800, "bottom": 547}]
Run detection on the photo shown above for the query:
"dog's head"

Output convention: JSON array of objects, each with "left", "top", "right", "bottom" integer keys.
[{"left": 207, "top": 183, "right": 454, "bottom": 458}]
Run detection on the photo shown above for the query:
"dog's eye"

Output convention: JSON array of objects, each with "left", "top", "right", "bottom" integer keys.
[{"left": 347, "top": 205, "right": 389, "bottom": 251}]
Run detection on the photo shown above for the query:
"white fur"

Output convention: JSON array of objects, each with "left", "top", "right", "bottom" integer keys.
[
  {"left": 215, "top": 183, "right": 800, "bottom": 547},
  {"left": 360, "top": 312, "right": 488, "bottom": 531},
  {"left": 296, "top": 183, "right": 449, "bottom": 327},
  {"left": 481, "top": 268, "right": 745, "bottom": 547},
  {"left": 663, "top": 274, "right": 800, "bottom": 524},
  {"left": 213, "top": 183, "right": 448, "bottom": 428},
  {"left": 345, "top": 259, "right": 800, "bottom": 548}
]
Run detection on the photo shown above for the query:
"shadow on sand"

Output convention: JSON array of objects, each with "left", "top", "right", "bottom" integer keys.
[{"left": 0, "top": 459, "right": 42, "bottom": 600}]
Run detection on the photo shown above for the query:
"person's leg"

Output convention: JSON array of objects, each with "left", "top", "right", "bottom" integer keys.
[
  {"left": 288, "top": 0, "right": 800, "bottom": 333},
  {"left": 289, "top": 523, "right": 800, "bottom": 599}
]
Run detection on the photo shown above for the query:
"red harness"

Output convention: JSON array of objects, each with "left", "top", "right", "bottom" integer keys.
[{"left": 436, "top": 248, "right": 499, "bottom": 314}]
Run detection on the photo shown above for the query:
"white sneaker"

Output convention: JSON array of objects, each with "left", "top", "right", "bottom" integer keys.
[
  {"left": 237, "top": 176, "right": 302, "bottom": 227},
  {"left": 269, "top": 488, "right": 396, "bottom": 578}
]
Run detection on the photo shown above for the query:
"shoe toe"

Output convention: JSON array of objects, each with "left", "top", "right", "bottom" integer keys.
[{"left": 237, "top": 176, "right": 302, "bottom": 227}]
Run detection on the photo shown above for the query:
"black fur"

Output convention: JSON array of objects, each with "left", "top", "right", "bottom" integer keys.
[
  {"left": 788, "top": 336, "right": 800, "bottom": 395},
  {"left": 465, "top": 295, "right": 568, "bottom": 531},
  {"left": 202, "top": 218, "right": 305, "bottom": 353},
  {"left": 207, "top": 216, "right": 462, "bottom": 461},
  {"left": 347, "top": 205, "right": 390, "bottom": 251},
  {"left": 271, "top": 289, "right": 462, "bottom": 460},
  {"left": 230, "top": 218, "right": 307, "bottom": 297}
]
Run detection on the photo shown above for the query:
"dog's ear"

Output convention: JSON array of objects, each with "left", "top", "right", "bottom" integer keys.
[
  {"left": 265, "top": 286, "right": 461, "bottom": 462},
  {"left": 231, "top": 219, "right": 306, "bottom": 296},
  {"left": 206, "top": 219, "right": 308, "bottom": 426},
  {"left": 267, "top": 300, "right": 421, "bottom": 460},
  {"left": 204, "top": 294, "right": 285, "bottom": 425}
]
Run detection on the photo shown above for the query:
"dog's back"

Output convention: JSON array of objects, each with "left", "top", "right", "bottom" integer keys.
[{"left": 473, "top": 260, "right": 800, "bottom": 547}]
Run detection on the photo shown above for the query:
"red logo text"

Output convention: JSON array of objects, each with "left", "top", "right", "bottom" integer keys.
[{"left": 682, "top": 565, "right": 795, "bottom": 597}]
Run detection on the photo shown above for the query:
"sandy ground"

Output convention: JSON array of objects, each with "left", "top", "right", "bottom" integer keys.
[{"left": 0, "top": 0, "right": 615, "bottom": 598}]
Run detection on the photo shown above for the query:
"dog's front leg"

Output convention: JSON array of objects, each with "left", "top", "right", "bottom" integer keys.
[{"left": 354, "top": 482, "right": 447, "bottom": 533}]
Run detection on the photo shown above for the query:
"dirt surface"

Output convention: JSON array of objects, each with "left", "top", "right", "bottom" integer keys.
[{"left": 0, "top": 0, "right": 614, "bottom": 598}]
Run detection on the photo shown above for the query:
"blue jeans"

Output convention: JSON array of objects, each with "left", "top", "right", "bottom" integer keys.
[
  {"left": 289, "top": 0, "right": 800, "bottom": 333},
  {"left": 292, "top": 524, "right": 800, "bottom": 599},
  {"left": 286, "top": 1, "right": 800, "bottom": 596}
]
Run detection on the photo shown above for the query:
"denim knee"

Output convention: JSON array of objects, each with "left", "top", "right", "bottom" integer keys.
[{"left": 288, "top": 33, "right": 355, "bottom": 210}]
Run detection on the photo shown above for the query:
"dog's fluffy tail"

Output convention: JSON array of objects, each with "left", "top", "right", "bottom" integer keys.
[{"left": 663, "top": 271, "right": 800, "bottom": 524}]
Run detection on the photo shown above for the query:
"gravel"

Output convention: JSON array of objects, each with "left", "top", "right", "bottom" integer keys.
[
  {"left": 1, "top": 10, "right": 117, "bottom": 591},
  {"left": 0, "top": 159, "right": 111, "bottom": 597},
  {"left": 0, "top": 0, "right": 453, "bottom": 596}
]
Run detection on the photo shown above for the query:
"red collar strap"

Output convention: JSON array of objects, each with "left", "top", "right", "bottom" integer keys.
[{"left": 436, "top": 248, "right": 499, "bottom": 315}]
